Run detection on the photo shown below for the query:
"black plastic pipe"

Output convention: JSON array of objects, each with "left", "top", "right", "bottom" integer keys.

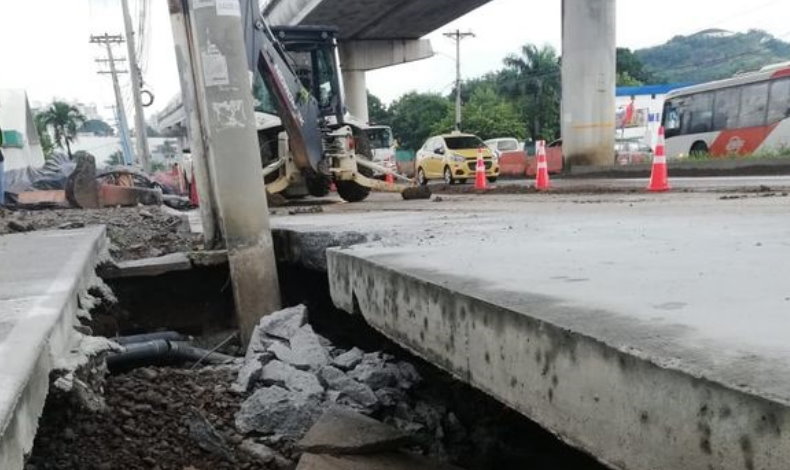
[
  {"left": 113, "top": 331, "right": 188, "bottom": 346},
  {"left": 106, "top": 339, "right": 235, "bottom": 371}
]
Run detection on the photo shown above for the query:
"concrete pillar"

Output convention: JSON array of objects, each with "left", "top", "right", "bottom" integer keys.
[
  {"left": 339, "top": 39, "right": 433, "bottom": 123},
  {"left": 342, "top": 69, "right": 369, "bottom": 123},
  {"left": 561, "top": 0, "right": 616, "bottom": 167}
]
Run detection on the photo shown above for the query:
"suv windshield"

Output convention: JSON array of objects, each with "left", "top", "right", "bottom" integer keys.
[{"left": 445, "top": 136, "right": 485, "bottom": 150}]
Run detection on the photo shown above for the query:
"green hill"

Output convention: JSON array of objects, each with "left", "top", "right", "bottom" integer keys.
[{"left": 636, "top": 29, "right": 790, "bottom": 84}]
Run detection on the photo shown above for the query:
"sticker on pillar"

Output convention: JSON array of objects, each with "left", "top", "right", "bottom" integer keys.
[
  {"left": 193, "top": 0, "right": 214, "bottom": 8},
  {"left": 212, "top": 100, "right": 246, "bottom": 130},
  {"left": 202, "top": 43, "right": 230, "bottom": 87},
  {"left": 216, "top": 0, "right": 241, "bottom": 16}
]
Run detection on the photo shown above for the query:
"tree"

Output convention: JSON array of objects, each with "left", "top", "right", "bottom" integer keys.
[
  {"left": 616, "top": 48, "right": 654, "bottom": 85},
  {"left": 388, "top": 92, "right": 452, "bottom": 150},
  {"left": 501, "top": 44, "right": 561, "bottom": 141},
  {"left": 79, "top": 119, "right": 115, "bottom": 137},
  {"left": 433, "top": 85, "right": 524, "bottom": 140},
  {"left": 367, "top": 91, "right": 391, "bottom": 125},
  {"left": 38, "top": 101, "right": 86, "bottom": 158},
  {"left": 33, "top": 113, "right": 55, "bottom": 159}
]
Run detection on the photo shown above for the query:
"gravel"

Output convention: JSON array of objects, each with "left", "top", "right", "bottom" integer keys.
[
  {"left": 0, "top": 206, "right": 201, "bottom": 261},
  {"left": 26, "top": 366, "right": 291, "bottom": 470}
]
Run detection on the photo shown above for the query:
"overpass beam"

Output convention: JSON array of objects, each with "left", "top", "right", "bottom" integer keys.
[
  {"left": 339, "top": 39, "right": 434, "bottom": 123},
  {"left": 561, "top": 0, "right": 616, "bottom": 167}
]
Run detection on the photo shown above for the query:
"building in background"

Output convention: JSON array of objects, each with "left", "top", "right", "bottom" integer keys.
[
  {"left": 0, "top": 90, "right": 45, "bottom": 172},
  {"left": 615, "top": 83, "right": 693, "bottom": 147}
]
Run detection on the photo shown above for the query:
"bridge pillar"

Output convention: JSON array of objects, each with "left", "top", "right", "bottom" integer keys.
[
  {"left": 338, "top": 39, "right": 434, "bottom": 123},
  {"left": 561, "top": 0, "right": 616, "bottom": 167}
]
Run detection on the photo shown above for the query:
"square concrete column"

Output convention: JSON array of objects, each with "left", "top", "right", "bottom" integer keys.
[{"left": 561, "top": 0, "right": 616, "bottom": 167}]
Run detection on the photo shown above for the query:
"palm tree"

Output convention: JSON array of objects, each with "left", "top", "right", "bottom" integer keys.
[
  {"left": 502, "top": 44, "right": 561, "bottom": 141},
  {"left": 38, "top": 102, "right": 86, "bottom": 158}
]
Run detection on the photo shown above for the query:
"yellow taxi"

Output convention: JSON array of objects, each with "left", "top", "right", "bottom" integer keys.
[{"left": 415, "top": 132, "right": 500, "bottom": 185}]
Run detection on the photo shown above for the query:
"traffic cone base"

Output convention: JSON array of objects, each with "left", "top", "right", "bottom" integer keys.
[{"left": 385, "top": 172, "right": 395, "bottom": 185}]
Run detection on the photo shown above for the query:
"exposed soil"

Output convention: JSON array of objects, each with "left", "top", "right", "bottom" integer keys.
[
  {"left": 0, "top": 206, "right": 201, "bottom": 261},
  {"left": 26, "top": 366, "right": 280, "bottom": 470}
]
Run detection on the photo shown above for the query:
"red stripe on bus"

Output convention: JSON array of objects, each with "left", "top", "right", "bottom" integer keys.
[
  {"left": 709, "top": 123, "right": 779, "bottom": 156},
  {"left": 771, "top": 68, "right": 790, "bottom": 79}
]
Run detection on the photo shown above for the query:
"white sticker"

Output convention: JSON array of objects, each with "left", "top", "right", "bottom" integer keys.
[
  {"left": 212, "top": 100, "right": 246, "bottom": 129},
  {"left": 193, "top": 0, "right": 214, "bottom": 8},
  {"left": 216, "top": 0, "right": 241, "bottom": 16},
  {"left": 201, "top": 43, "right": 229, "bottom": 87}
]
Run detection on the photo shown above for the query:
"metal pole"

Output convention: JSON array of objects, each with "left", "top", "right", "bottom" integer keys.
[
  {"left": 167, "top": 1, "right": 221, "bottom": 248},
  {"left": 121, "top": 0, "right": 152, "bottom": 171},
  {"left": 170, "top": 0, "right": 281, "bottom": 345}
]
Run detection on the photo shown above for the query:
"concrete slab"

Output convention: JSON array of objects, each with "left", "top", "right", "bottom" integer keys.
[
  {"left": 0, "top": 227, "right": 108, "bottom": 469},
  {"left": 266, "top": 192, "right": 790, "bottom": 470}
]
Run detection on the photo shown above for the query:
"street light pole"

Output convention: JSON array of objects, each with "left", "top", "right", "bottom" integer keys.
[{"left": 443, "top": 29, "right": 475, "bottom": 132}]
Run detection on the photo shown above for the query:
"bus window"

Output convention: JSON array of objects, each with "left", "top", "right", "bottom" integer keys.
[
  {"left": 684, "top": 92, "right": 714, "bottom": 134},
  {"left": 767, "top": 78, "right": 790, "bottom": 123},
  {"left": 663, "top": 100, "right": 681, "bottom": 137},
  {"left": 713, "top": 87, "right": 740, "bottom": 131},
  {"left": 738, "top": 82, "right": 769, "bottom": 128}
]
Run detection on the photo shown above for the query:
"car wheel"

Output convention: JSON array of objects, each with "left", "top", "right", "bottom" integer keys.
[
  {"left": 487, "top": 176, "right": 498, "bottom": 183},
  {"left": 443, "top": 167, "right": 455, "bottom": 185},
  {"left": 417, "top": 168, "right": 427, "bottom": 186}
]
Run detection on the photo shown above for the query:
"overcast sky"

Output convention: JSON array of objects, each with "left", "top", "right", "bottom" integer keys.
[{"left": 1, "top": 0, "right": 788, "bottom": 121}]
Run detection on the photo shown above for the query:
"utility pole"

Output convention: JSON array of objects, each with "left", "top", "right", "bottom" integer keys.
[
  {"left": 121, "top": 0, "right": 151, "bottom": 171},
  {"left": 168, "top": 0, "right": 281, "bottom": 345},
  {"left": 443, "top": 29, "right": 475, "bottom": 131},
  {"left": 91, "top": 34, "right": 134, "bottom": 166}
]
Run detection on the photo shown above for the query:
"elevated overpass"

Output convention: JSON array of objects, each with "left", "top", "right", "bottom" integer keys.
[{"left": 161, "top": 0, "right": 617, "bottom": 166}]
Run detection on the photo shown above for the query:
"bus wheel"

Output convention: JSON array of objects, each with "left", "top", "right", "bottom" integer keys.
[{"left": 690, "top": 141, "right": 709, "bottom": 157}]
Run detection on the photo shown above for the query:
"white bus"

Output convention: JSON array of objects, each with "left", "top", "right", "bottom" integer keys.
[{"left": 662, "top": 63, "right": 790, "bottom": 158}]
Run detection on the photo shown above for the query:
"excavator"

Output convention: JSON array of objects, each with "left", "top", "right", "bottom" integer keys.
[{"left": 240, "top": 0, "right": 430, "bottom": 202}]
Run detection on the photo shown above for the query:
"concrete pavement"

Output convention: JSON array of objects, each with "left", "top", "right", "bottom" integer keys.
[
  {"left": 0, "top": 227, "right": 111, "bottom": 469},
  {"left": 268, "top": 190, "right": 790, "bottom": 470}
]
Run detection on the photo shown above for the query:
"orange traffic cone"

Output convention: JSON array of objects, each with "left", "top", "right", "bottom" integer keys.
[
  {"left": 474, "top": 146, "right": 487, "bottom": 190},
  {"left": 385, "top": 171, "right": 395, "bottom": 185},
  {"left": 647, "top": 126, "right": 670, "bottom": 192},
  {"left": 535, "top": 140, "right": 550, "bottom": 190}
]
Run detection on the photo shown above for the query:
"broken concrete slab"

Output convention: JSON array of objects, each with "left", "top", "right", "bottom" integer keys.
[
  {"left": 262, "top": 360, "right": 324, "bottom": 398},
  {"left": 332, "top": 347, "right": 364, "bottom": 371},
  {"left": 318, "top": 366, "right": 378, "bottom": 410},
  {"left": 231, "top": 355, "right": 265, "bottom": 394},
  {"left": 295, "top": 452, "right": 463, "bottom": 470},
  {"left": 235, "top": 385, "right": 322, "bottom": 437},
  {"left": 297, "top": 407, "right": 409, "bottom": 455},
  {"left": 99, "top": 252, "right": 192, "bottom": 279}
]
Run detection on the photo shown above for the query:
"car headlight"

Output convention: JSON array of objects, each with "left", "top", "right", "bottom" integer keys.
[{"left": 450, "top": 154, "right": 465, "bottom": 163}]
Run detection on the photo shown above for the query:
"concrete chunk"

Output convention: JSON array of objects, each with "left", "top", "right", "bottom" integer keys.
[
  {"left": 235, "top": 386, "right": 322, "bottom": 437},
  {"left": 269, "top": 325, "right": 329, "bottom": 371},
  {"left": 103, "top": 252, "right": 192, "bottom": 279},
  {"left": 239, "top": 439, "right": 275, "bottom": 463},
  {"left": 319, "top": 366, "right": 378, "bottom": 410},
  {"left": 332, "top": 347, "right": 364, "bottom": 370},
  {"left": 262, "top": 360, "right": 324, "bottom": 398},
  {"left": 259, "top": 304, "right": 307, "bottom": 341},
  {"left": 231, "top": 355, "right": 265, "bottom": 394},
  {"left": 296, "top": 452, "right": 463, "bottom": 470},
  {"left": 297, "top": 407, "right": 409, "bottom": 455}
]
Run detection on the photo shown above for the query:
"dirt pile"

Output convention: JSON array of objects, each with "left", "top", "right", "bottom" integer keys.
[{"left": 0, "top": 206, "right": 201, "bottom": 261}]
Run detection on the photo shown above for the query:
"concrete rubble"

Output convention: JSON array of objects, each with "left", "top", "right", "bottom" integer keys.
[
  {"left": 233, "top": 304, "right": 484, "bottom": 467},
  {"left": 297, "top": 407, "right": 410, "bottom": 455}
]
